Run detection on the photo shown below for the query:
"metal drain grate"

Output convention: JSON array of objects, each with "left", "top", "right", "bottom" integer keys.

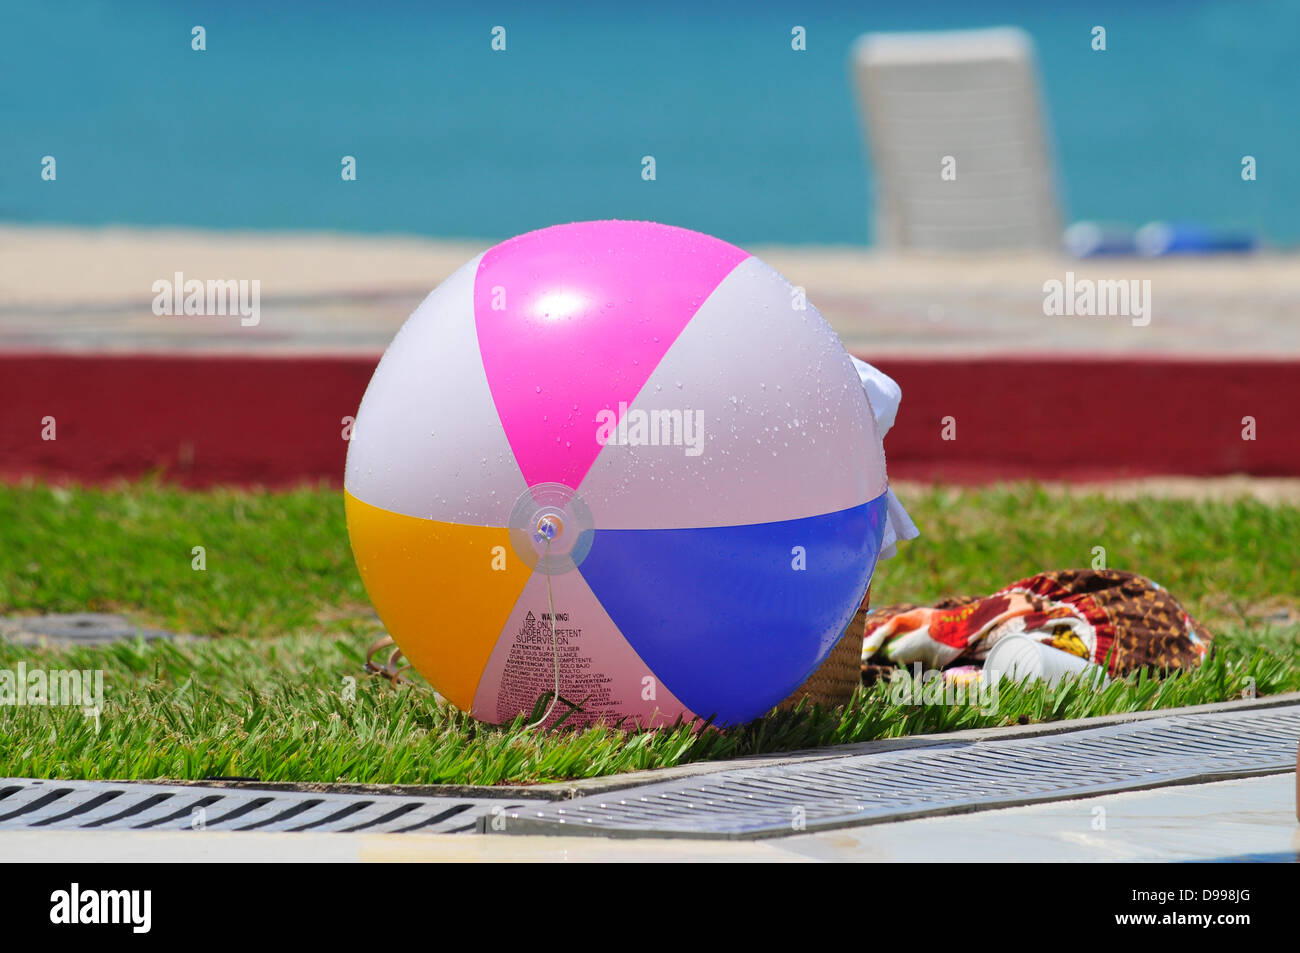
[
  {"left": 0, "top": 779, "right": 529, "bottom": 834},
  {"left": 491, "top": 705, "right": 1300, "bottom": 839}
]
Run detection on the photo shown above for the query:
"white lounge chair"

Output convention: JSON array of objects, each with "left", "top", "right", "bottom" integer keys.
[{"left": 851, "top": 27, "right": 1061, "bottom": 251}]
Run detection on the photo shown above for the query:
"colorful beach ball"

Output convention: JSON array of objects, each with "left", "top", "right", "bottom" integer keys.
[{"left": 344, "top": 220, "right": 888, "bottom": 727}]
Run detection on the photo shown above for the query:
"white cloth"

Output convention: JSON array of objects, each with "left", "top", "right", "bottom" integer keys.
[{"left": 850, "top": 355, "right": 920, "bottom": 560}]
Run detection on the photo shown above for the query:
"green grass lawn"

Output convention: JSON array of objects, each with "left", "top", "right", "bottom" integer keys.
[{"left": 1, "top": 480, "right": 1296, "bottom": 786}]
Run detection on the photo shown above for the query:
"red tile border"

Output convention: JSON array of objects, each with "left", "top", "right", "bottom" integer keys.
[{"left": 1, "top": 352, "right": 1296, "bottom": 487}]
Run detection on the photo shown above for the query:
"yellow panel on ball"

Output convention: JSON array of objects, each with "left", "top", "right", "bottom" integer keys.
[{"left": 344, "top": 491, "right": 531, "bottom": 711}]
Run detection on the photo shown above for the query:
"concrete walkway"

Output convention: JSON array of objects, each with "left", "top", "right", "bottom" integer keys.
[{"left": 2, "top": 225, "right": 1298, "bottom": 357}]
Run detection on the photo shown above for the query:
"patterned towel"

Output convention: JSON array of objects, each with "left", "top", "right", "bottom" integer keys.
[{"left": 861, "top": 569, "right": 1211, "bottom": 676}]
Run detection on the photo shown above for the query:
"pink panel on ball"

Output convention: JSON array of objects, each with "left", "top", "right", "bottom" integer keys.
[{"left": 473, "top": 220, "right": 748, "bottom": 490}]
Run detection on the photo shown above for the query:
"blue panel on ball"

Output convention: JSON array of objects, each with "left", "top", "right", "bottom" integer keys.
[{"left": 579, "top": 493, "right": 888, "bottom": 725}]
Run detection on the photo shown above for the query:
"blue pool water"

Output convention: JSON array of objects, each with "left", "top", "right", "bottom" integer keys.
[{"left": 1, "top": 0, "right": 1295, "bottom": 246}]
